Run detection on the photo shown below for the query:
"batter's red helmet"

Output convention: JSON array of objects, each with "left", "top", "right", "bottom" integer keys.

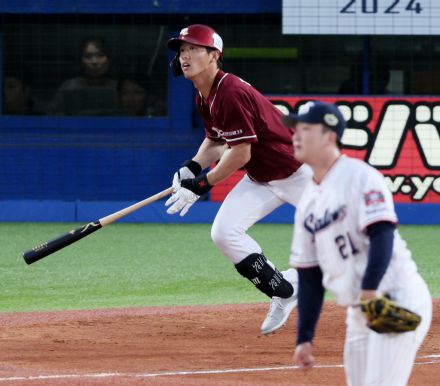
[{"left": 168, "top": 24, "right": 223, "bottom": 57}]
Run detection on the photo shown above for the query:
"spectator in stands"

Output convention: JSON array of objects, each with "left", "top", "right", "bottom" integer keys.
[
  {"left": 117, "top": 72, "right": 167, "bottom": 117},
  {"left": 3, "top": 69, "right": 43, "bottom": 115},
  {"left": 117, "top": 77, "right": 148, "bottom": 116},
  {"left": 47, "top": 36, "right": 118, "bottom": 115}
]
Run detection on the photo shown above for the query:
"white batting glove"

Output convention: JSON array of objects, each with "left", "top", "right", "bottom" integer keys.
[
  {"left": 165, "top": 187, "right": 200, "bottom": 216},
  {"left": 171, "top": 160, "right": 202, "bottom": 193}
]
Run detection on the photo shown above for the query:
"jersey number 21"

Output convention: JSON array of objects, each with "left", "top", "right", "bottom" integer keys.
[{"left": 334, "top": 233, "right": 359, "bottom": 259}]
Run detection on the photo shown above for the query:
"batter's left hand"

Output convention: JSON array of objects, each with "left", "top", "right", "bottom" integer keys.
[
  {"left": 165, "top": 187, "right": 199, "bottom": 216},
  {"left": 294, "top": 342, "right": 315, "bottom": 370},
  {"left": 181, "top": 175, "right": 213, "bottom": 195}
]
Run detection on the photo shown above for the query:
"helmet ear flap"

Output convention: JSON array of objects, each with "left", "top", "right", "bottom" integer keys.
[{"left": 170, "top": 53, "right": 183, "bottom": 77}]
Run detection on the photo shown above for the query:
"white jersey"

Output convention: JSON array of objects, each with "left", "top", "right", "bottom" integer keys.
[{"left": 290, "top": 155, "right": 418, "bottom": 306}]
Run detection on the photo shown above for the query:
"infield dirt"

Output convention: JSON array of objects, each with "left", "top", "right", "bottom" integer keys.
[{"left": 1, "top": 301, "right": 439, "bottom": 385}]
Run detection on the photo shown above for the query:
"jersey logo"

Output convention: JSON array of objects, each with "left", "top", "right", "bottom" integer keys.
[
  {"left": 212, "top": 127, "right": 223, "bottom": 138},
  {"left": 304, "top": 205, "right": 347, "bottom": 236},
  {"left": 364, "top": 190, "right": 385, "bottom": 206},
  {"left": 212, "top": 127, "right": 243, "bottom": 139}
]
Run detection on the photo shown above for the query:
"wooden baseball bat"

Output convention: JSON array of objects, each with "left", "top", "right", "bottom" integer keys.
[{"left": 23, "top": 187, "right": 173, "bottom": 265}]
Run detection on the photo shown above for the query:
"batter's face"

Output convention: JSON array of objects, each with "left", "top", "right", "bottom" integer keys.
[
  {"left": 179, "top": 42, "right": 218, "bottom": 79},
  {"left": 292, "top": 122, "right": 333, "bottom": 164}
]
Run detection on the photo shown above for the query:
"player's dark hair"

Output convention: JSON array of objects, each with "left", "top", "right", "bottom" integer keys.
[{"left": 206, "top": 47, "right": 223, "bottom": 70}]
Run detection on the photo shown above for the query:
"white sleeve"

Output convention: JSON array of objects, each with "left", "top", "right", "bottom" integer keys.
[
  {"left": 289, "top": 206, "right": 319, "bottom": 268},
  {"left": 355, "top": 167, "right": 398, "bottom": 231}
]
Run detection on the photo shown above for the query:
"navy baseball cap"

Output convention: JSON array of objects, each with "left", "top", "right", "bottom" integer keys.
[{"left": 284, "top": 101, "right": 346, "bottom": 139}]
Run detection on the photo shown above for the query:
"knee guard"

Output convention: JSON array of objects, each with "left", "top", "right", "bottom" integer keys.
[{"left": 234, "top": 253, "right": 294, "bottom": 298}]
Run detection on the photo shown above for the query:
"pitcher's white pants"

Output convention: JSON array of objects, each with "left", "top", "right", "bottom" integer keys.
[
  {"left": 211, "top": 165, "right": 311, "bottom": 264},
  {"left": 344, "top": 273, "right": 432, "bottom": 386}
]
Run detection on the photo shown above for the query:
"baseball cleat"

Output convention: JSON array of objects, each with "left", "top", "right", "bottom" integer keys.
[{"left": 260, "top": 294, "right": 298, "bottom": 335}]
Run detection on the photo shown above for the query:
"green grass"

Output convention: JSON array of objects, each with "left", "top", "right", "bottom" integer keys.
[{"left": 0, "top": 223, "right": 438, "bottom": 313}]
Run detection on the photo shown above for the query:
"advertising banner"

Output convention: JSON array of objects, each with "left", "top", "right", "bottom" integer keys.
[{"left": 211, "top": 96, "right": 440, "bottom": 203}]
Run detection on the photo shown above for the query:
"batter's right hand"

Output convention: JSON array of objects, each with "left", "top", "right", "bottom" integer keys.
[
  {"left": 165, "top": 187, "right": 200, "bottom": 216},
  {"left": 172, "top": 160, "right": 202, "bottom": 193},
  {"left": 294, "top": 342, "right": 315, "bottom": 370}
]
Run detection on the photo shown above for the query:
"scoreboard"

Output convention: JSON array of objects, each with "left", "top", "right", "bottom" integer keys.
[{"left": 282, "top": 0, "right": 438, "bottom": 35}]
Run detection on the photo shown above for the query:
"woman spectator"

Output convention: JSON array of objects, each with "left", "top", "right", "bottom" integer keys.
[{"left": 47, "top": 36, "right": 118, "bottom": 115}]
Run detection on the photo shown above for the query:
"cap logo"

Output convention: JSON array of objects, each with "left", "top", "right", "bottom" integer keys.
[
  {"left": 298, "top": 101, "right": 314, "bottom": 116},
  {"left": 212, "top": 33, "right": 223, "bottom": 52},
  {"left": 324, "top": 113, "right": 339, "bottom": 127},
  {"left": 180, "top": 27, "right": 189, "bottom": 36}
]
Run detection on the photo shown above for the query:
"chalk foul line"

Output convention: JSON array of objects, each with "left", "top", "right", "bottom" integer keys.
[{"left": 0, "top": 354, "right": 439, "bottom": 382}]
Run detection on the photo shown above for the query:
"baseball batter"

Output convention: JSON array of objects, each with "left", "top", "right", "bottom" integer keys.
[
  {"left": 165, "top": 24, "right": 311, "bottom": 334},
  {"left": 287, "top": 101, "right": 432, "bottom": 386}
]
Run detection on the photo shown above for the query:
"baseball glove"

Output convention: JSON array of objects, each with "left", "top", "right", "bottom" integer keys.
[{"left": 358, "top": 294, "right": 421, "bottom": 334}]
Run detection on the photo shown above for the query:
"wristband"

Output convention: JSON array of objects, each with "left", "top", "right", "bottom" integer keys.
[
  {"left": 181, "top": 175, "right": 212, "bottom": 195},
  {"left": 182, "top": 159, "right": 202, "bottom": 177}
]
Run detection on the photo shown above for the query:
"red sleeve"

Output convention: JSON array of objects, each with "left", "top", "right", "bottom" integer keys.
[{"left": 215, "top": 89, "right": 258, "bottom": 146}]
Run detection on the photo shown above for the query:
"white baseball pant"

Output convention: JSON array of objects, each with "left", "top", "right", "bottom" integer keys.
[{"left": 211, "top": 164, "right": 312, "bottom": 264}]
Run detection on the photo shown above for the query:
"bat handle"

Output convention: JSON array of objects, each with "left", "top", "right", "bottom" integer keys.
[{"left": 99, "top": 186, "right": 173, "bottom": 226}]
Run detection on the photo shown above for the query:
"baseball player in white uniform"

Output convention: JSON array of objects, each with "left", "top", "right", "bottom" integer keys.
[
  {"left": 286, "top": 101, "right": 432, "bottom": 386},
  {"left": 164, "top": 24, "right": 312, "bottom": 334}
]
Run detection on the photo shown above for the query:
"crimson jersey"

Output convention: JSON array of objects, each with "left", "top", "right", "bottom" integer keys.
[{"left": 196, "top": 70, "right": 301, "bottom": 182}]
